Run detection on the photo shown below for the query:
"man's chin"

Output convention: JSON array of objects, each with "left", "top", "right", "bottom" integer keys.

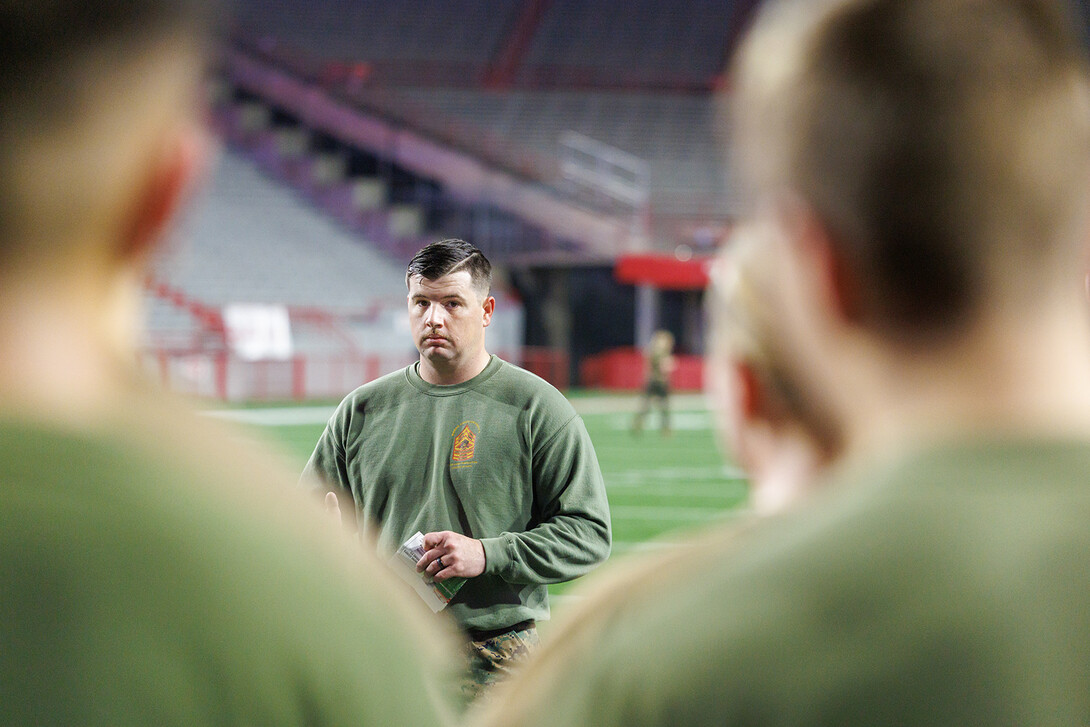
[{"left": 420, "top": 347, "right": 454, "bottom": 362}]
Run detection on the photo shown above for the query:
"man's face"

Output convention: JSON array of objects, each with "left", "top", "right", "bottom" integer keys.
[{"left": 408, "top": 270, "right": 494, "bottom": 371}]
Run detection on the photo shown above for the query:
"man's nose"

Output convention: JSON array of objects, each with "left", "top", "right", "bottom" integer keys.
[{"left": 424, "top": 303, "right": 444, "bottom": 327}]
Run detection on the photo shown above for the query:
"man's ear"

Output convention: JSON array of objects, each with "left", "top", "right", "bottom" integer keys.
[
  {"left": 718, "top": 359, "right": 770, "bottom": 474},
  {"left": 482, "top": 295, "right": 496, "bottom": 327},
  {"left": 780, "top": 201, "right": 863, "bottom": 326},
  {"left": 733, "top": 360, "right": 763, "bottom": 424},
  {"left": 119, "top": 122, "right": 211, "bottom": 262}
]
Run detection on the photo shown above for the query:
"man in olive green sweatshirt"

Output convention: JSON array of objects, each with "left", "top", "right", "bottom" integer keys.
[
  {"left": 304, "top": 238, "right": 612, "bottom": 701},
  {"left": 472, "top": 0, "right": 1090, "bottom": 725}
]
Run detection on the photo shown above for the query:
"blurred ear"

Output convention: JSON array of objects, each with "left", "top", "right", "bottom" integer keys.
[
  {"left": 118, "top": 122, "right": 211, "bottom": 263},
  {"left": 733, "top": 360, "right": 763, "bottom": 423},
  {"left": 717, "top": 359, "right": 766, "bottom": 471},
  {"left": 780, "top": 200, "right": 862, "bottom": 326}
]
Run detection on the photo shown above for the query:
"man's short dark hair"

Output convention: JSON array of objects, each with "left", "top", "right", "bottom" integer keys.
[
  {"left": 733, "top": 0, "right": 1090, "bottom": 338},
  {"left": 406, "top": 239, "right": 492, "bottom": 299}
]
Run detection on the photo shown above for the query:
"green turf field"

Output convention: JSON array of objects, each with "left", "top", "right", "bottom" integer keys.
[{"left": 215, "top": 392, "right": 750, "bottom": 597}]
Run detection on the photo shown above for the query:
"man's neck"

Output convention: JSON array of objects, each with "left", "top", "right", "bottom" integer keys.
[
  {"left": 0, "top": 270, "right": 141, "bottom": 428},
  {"left": 750, "top": 427, "right": 825, "bottom": 515},
  {"left": 837, "top": 302, "right": 1090, "bottom": 468},
  {"left": 417, "top": 350, "right": 492, "bottom": 386}
]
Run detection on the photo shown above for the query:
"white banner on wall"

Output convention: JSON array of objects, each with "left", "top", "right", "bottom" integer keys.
[{"left": 224, "top": 303, "right": 293, "bottom": 361}]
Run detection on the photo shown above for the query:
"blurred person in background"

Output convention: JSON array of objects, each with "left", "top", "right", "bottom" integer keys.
[
  {"left": 472, "top": 0, "right": 1090, "bottom": 724},
  {"left": 305, "top": 238, "right": 611, "bottom": 704},
  {"left": 0, "top": 1, "right": 458, "bottom": 724},
  {"left": 632, "top": 329, "right": 676, "bottom": 436}
]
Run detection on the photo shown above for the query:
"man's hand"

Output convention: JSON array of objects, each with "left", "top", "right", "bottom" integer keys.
[
  {"left": 416, "top": 531, "right": 486, "bottom": 582},
  {"left": 324, "top": 491, "right": 357, "bottom": 534},
  {"left": 325, "top": 491, "right": 342, "bottom": 521}
]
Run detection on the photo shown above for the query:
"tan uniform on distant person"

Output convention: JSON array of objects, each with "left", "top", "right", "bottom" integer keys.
[{"left": 632, "top": 329, "right": 676, "bottom": 435}]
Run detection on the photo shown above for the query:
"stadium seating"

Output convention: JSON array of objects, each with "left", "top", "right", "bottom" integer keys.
[
  {"left": 145, "top": 150, "right": 523, "bottom": 360},
  {"left": 169, "top": 0, "right": 747, "bottom": 398},
  {"left": 519, "top": 0, "right": 734, "bottom": 89},
  {"left": 389, "top": 87, "right": 729, "bottom": 218},
  {"left": 143, "top": 151, "right": 412, "bottom": 372},
  {"left": 154, "top": 152, "right": 407, "bottom": 310},
  {"left": 226, "top": 0, "right": 737, "bottom": 242},
  {"left": 231, "top": 0, "right": 524, "bottom": 85},
  {"left": 231, "top": 0, "right": 736, "bottom": 90}
]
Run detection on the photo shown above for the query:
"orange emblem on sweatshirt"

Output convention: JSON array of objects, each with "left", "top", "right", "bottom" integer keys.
[{"left": 451, "top": 421, "right": 480, "bottom": 465}]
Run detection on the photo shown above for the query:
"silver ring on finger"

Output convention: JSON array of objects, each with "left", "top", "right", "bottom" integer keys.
[{"left": 436, "top": 557, "right": 444, "bottom": 570}]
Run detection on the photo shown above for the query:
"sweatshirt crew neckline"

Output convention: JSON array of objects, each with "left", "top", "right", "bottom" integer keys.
[{"left": 405, "top": 354, "right": 503, "bottom": 396}]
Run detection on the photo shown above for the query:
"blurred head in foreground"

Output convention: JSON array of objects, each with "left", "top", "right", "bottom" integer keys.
[
  {"left": 471, "top": 2, "right": 1090, "bottom": 726},
  {"left": 709, "top": 224, "right": 843, "bottom": 514},
  {"left": 0, "top": 3, "right": 460, "bottom": 724},
  {"left": 0, "top": 0, "right": 212, "bottom": 420},
  {"left": 730, "top": 0, "right": 1090, "bottom": 460}
]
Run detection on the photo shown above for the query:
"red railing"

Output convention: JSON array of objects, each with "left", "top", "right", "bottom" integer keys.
[{"left": 142, "top": 347, "right": 571, "bottom": 402}]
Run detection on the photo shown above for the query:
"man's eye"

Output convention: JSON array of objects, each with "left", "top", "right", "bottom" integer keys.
[
  {"left": 447, "top": 301, "right": 460, "bottom": 309},
  {"left": 416, "top": 300, "right": 429, "bottom": 308}
]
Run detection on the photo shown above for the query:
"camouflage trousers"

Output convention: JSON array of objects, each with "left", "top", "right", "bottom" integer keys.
[{"left": 461, "top": 624, "right": 540, "bottom": 704}]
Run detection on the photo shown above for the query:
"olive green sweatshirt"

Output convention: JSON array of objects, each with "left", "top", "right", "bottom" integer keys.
[
  {"left": 0, "top": 399, "right": 457, "bottom": 726},
  {"left": 475, "top": 438, "right": 1090, "bottom": 726},
  {"left": 303, "top": 355, "right": 612, "bottom": 632}
]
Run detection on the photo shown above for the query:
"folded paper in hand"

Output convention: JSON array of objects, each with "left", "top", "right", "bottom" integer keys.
[{"left": 389, "top": 531, "right": 466, "bottom": 613}]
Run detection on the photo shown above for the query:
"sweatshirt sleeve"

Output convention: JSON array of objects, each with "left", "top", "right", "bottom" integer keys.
[
  {"left": 300, "top": 406, "right": 352, "bottom": 496},
  {"left": 479, "top": 414, "right": 611, "bottom": 584}
]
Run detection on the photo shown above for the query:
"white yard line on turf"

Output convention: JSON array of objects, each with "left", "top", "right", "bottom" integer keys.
[
  {"left": 610, "top": 539, "right": 688, "bottom": 554},
  {"left": 570, "top": 393, "right": 707, "bottom": 416},
  {"left": 607, "top": 465, "right": 747, "bottom": 485},
  {"left": 609, "top": 505, "right": 738, "bottom": 522},
  {"left": 201, "top": 393, "right": 712, "bottom": 426},
  {"left": 202, "top": 406, "right": 336, "bottom": 426}
]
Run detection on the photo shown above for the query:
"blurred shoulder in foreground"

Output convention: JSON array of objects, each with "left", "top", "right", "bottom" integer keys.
[
  {"left": 473, "top": 0, "right": 1090, "bottom": 724},
  {"left": 0, "top": 1, "right": 457, "bottom": 723}
]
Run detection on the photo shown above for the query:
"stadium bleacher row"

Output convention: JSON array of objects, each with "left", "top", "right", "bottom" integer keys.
[
  {"left": 231, "top": 0, "right": 525, "bottom": 84},
  {"left": 518, "top": 0, "right": 737, "bottom": 88},
  {"left": 231, "top": 0, "right": 741, "bottom": 89},
  {"left": 145, "top": 152, "right": 404, "bottom": 354},
  {"left": 145, "top": 151, "right": 523, "bottom": 365},
  {"left": 160, "top": 154, "right": 407, "bottom": 309},
  {"left": 389, "top": 87, "right": 730, "bottom": 217},
  {"left": 228, "top": 0, "right": 741, "bottom": 242}
]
